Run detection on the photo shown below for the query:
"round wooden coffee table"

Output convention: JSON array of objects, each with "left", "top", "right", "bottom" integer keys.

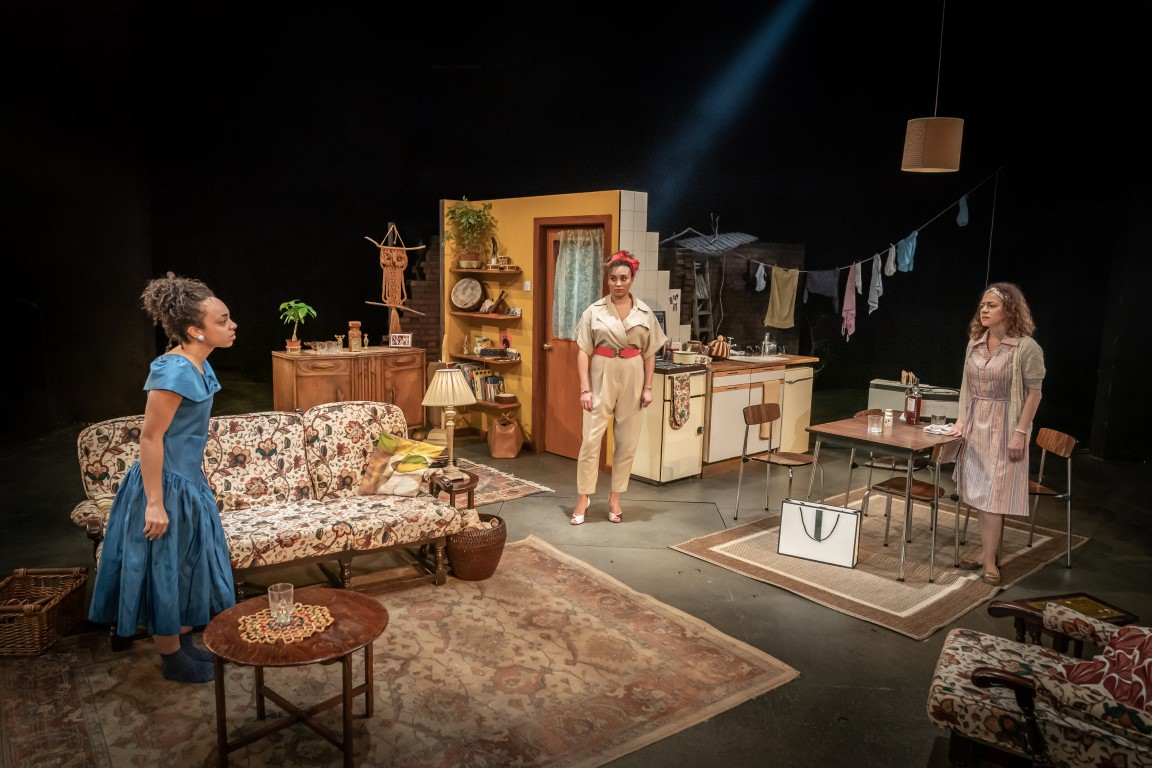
[{"left": 203, "top": 586, "right": 388, "bottom": 768}]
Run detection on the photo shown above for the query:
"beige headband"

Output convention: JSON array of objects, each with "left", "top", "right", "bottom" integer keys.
[{"left": 985, "top": 286, "right": 1006, "bottom": 301}]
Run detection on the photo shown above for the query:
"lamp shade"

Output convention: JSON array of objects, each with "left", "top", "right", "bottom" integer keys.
[
  {"left": 901, "top": 117, "right": 964, "bottom": 172},
  {"left": 422, "top": 367, "right": 478, "bottom": 407}
]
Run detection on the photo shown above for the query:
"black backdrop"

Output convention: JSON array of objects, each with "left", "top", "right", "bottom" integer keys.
[{"left": 4, "top": 1, "right": 1148, "bottom": 458}]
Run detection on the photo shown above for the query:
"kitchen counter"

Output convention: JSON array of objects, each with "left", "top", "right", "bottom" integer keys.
[{"left": 708, "top": 353, "right": 819, "bottom": 372}]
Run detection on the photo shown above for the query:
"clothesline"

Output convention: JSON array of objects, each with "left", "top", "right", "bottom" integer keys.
[{"left": 718, "top": 166, "right": 1003, "bottom": 275}]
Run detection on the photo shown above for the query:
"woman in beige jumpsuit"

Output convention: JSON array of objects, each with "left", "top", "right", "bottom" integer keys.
[{"left": 571, "top": 251, "right": 667, "bottom": 525}]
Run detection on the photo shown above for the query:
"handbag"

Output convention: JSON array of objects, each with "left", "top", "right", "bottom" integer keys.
[
  {"left": 487, "top": 416, "right": 524, "bottom": 458},
  {"left": 707, "top": 335, "right": 731, "bottom": 360},
  {"left": 777, "top": 499, "right": 861, "bottom": 568}
]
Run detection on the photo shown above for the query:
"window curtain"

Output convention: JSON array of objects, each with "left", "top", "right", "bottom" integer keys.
[{"left": 552, "top": 229, "right": 603, "bottom": 340}]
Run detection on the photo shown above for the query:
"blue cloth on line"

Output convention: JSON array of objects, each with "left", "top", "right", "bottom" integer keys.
[
  {"left": 896, "top": 231, "right": 917, "bottom": 272},
  {"left": 957, "top": 195, "right": 969, "bottom": 227}
]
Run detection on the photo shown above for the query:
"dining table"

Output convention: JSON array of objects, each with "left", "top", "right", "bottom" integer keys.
[{"left": 804, "top": 415, "right": 963, "bottom": 581}]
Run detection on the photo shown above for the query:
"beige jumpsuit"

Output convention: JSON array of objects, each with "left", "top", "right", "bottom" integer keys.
[{"left": 574, "top": 295, "right": 668, "bottom": 494}]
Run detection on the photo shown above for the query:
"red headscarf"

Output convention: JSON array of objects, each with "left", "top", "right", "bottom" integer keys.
[{"left": 608, "top": 250, "right": 639, "bottom": 275}]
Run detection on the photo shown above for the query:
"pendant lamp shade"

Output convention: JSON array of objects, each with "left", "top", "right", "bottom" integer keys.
[{"left": 901, "top": 117, "right": 964, "bottom": 172}]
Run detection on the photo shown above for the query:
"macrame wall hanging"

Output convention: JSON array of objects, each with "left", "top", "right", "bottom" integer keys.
[{"left": 364, "top": 223, "right": 427, "bottom": 334}]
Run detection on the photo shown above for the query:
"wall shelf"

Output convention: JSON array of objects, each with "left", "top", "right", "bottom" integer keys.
[
  {"left": 450, "top": 354, "right": 520, "bottom": 366},
  {"left": 450, "top": 268, "right": 522, "bottom": 278},
  {"left": 449, "top": 311, "right": 521, "bottom": 320}
]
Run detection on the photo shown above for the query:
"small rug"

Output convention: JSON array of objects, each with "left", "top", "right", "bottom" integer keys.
[
  {"left": 1, "top": 536, "right": 796, "bottom": 768},
  {"left": 432, "top": 457, "right": 555, "bottom": 507},
  {"left": 672, "top": 490, "right": 1089, "bottom": 641}
]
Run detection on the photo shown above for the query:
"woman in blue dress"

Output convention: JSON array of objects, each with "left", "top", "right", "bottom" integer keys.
[{"left": 88, "top": 272, "right": 238, "bottom": 683}]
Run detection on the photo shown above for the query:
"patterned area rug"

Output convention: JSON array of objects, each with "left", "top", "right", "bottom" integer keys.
[
  {"left": 672, "top": 490, "right": 1089, "bottom": 641},
  {"left": 1, "top": 536, "right": 795, "bottom": 768},
  {"left": 434, "top": 458, "right": 555, "bottom": 507}
]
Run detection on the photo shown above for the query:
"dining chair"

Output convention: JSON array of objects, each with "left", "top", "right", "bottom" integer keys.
[
  {"left": 733, "top": 402, "right": 823, "bottom": 520},
  {"left": 861, "top": 437, "right": 964, "bottom": 582},
  {"left": 845, "top": 409, "right": 930, "bottom": 514},
  {"left": 959, "top": 427, "right": 1077, "bottom": 569},
  {"left": 1027, "top": 428, "right": 1077, "bottom": 568}
]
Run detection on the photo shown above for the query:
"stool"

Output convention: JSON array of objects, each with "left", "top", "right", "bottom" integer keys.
[
  {"left": 428, "top": 470, "right": 478, "bottom": 509},
  {"left": 988, "top": 592, "right": 1138, "bottom": 658}
]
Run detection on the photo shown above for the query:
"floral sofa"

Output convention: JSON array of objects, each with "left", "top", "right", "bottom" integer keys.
[
  {"left": 71, "top": 401, "right": 480, "bottom": 603},
  {"left": 928, "top": 603, "right": 1151, "bottom": 767}
]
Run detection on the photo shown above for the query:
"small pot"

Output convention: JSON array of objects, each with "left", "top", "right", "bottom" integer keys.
[
  {"left": 285, "top": 339, "right": 302, "bottom": 353},
  {"left": 673, "top": 351, "right": 696, "bottom": 364}
]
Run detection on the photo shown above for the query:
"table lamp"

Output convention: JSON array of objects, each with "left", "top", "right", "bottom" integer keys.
[{"left": 421, "top": 366, "right": 477, "bottom": 483}]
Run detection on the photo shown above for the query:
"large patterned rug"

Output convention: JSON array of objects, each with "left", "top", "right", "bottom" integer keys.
[
  {"left": 1, "top": 536, "right": 796, "bottom": 768},
  {"left": 434, "top": 458, "right": 555, "bottom": 507},
  {"left": 672, "top": 490, "right": 1089, "bottom": 641}
]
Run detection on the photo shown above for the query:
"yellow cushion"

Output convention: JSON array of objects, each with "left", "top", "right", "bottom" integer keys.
[{"left": 358, "top": 433, "right": 444, "bottom": 496}]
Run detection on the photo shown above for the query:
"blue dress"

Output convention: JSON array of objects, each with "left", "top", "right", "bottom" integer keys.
[{"left": 88, "top": 355, "right": 236, "bottom": 637}]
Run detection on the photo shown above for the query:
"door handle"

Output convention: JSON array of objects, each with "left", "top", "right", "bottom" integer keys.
[
  {"left": 543, "top": 343, "right": 552, "bottom": 351},
  {"left": 786, "top": 377, "right": 814, "bottom": 384}
]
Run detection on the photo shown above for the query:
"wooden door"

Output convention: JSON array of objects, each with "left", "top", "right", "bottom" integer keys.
[{"left": 533, "top": 216, "right": 612, "bottom": 460}]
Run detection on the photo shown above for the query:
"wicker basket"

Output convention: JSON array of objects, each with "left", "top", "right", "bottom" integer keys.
[
  {"left": 446, "top": 514, "right": 506, "bottom": 581},
  {"left": 0, "top": 567, "right": 89, "bottom": 656}
]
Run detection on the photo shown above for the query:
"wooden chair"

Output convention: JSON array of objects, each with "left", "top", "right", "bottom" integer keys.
[
  {"left": 845, "top": 408, "right": 930, "bottom": 514},
  {"left": 860, "top": 438, "right": 964, "bottom": 582},
  {"left": 733, "top": 402, "right": 823, "bottom": 520},
  {"left": 1028, "top": 428, "right": 1077, "bottom": 568},
  {"left": 959, "top": 427, "right": 1077, "bottom": 568}
]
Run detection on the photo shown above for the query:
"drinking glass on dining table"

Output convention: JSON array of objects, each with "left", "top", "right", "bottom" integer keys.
[
  {"left": 268, "top": 582, "right": 294, "bottom": 626},
  {"left": 867, "top": 414, "right": 883, "bottom": 433}
]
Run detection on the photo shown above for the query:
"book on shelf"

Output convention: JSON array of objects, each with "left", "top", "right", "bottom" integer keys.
[{"left": 481, "top": 375, "right": 505, "bottom": 402}]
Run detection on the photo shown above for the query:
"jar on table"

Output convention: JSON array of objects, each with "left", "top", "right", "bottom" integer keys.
[{"left": 348, "top": 321, "right": 362, "bottom": 352}]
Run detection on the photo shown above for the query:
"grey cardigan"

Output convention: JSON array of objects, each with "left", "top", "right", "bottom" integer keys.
[{"left": 956, "top": 334, "right": 1045, "bottom": 433}]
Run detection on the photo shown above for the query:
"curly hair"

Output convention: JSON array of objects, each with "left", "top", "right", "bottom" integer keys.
[
  {"left": 140, "top": 271, "right": 216, "bottom": 347},
  {"left": 966, "top": 281, "right": 1036, "bottom": 340}
]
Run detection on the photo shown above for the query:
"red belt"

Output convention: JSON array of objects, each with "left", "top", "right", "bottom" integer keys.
[{"left": 594, "top": 346, "right": 641, "bottom": 359}]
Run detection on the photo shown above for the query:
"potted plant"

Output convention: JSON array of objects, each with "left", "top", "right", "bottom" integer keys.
[
  {"left": 279, "top": 300, "right": 316, "bottom": 353},
  {"left": 444, "top": 197, "right": 498, "bottom": 267}
]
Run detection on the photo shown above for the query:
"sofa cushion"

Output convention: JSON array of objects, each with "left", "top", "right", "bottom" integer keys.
[
  {"left": 358, "top": 433, "right": 444, "bottom": 496},
  {"left": 205, "top": 412, "right": 315, "bottom": 511},
  {"left": 303, "top": 401, "right": 411, "bottom": 499},
  {"left": 1038, "top": 625, "right": 1152, "bottom": 748},
  {"left": 221, "top": 496, "right": 481, "bottom": 570},
  {"left": 75, "top": 415, "right": 146, "bottom": 527}
]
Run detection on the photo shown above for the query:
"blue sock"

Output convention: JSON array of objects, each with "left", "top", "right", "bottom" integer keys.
[
  {"left": 180, "top": 632, "right": 214, "bottom": 663},
  {"left": 161, "top": 648, "right": 214, "bottom": 684}
]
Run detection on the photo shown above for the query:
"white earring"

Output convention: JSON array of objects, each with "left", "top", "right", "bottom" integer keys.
[{"left": 196, "top": 334, "right": 205, "bottom": 342}]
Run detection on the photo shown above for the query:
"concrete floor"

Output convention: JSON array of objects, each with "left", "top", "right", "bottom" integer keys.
[{"left": 3, "top": 372, "right": 1149, "bottom": 768}]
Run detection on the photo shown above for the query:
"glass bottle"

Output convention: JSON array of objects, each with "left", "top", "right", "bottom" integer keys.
[
  {"left": 348, "top": 321, "right": 362, "bottom": 352},
  {"left": 905, "top": 380, "right": 923, "bottom": 424}
]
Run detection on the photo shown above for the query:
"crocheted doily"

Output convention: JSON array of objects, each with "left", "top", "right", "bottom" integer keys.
[{"left": 238, "top": 603, "right": 334, "bottom": 644}]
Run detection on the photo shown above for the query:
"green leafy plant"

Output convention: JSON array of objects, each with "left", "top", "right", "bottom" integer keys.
[
  {"left": 444, "top": 197, "right": 498, "bottom": 259},
  {"left": 278, "top": 300, "right": 316, "bottom": 341}
]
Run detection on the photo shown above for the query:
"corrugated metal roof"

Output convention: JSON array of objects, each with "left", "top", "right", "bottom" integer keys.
[{"left": 671, "top": 231, "right": 758, "bottom": 254}]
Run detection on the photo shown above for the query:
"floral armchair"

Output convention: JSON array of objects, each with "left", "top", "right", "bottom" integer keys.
[{"left": 928, "top": 603, "right": 1151, "bottom": 767}]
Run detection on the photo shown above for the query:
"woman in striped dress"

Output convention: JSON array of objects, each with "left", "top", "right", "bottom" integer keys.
[{"left": 943, "top": 283, "right": 1045, "bottom": 586}]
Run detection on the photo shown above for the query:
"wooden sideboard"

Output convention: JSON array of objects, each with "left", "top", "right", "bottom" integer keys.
[{"left": 272, "top": 347, "right": 426, "bottom": 432}]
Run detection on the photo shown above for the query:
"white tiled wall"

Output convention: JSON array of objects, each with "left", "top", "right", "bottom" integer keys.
[{"left": 621, "top": 190, "right": 692, "bottom": 344}]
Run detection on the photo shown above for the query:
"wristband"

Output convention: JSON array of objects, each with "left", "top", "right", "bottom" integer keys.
[
  {"left": 1014, "top": 428, "right": 1027, "bottom": 434},
  {"left": 580, "top": 389, "right": 591, "bottom": 395},
  {"left": 644, "top": 385, "right": 653, "bottom": 390}
]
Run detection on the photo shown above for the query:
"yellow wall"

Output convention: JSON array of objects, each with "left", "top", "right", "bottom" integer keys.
[{"left": 440, "top": 190, "right": 622, "bottom": 442}]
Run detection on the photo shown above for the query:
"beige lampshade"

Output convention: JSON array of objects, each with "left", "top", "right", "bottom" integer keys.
[
  {"left": 901, "top": 117, "right": 964, "bottom": 172},
  {"left": 422, "top": 367, "right": 478, "bottom": 408}
]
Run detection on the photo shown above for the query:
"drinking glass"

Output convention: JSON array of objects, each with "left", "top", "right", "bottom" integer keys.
[
  {"left": 931, "top": 413, "right": 947, "bottom": 427},
  {"left": 867, "top": 414, "right": 883, "bottom": 433},
  {"left": 268, "top": 582, "right": 294, "bottom": 626}
]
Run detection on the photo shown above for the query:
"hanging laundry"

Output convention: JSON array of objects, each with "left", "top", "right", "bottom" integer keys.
[
  {"left": 868, "top": 253, "right": 884, "bottom": 314},
  {"left": 803, "top": 268, "right": 840, "bottom": 312},
  {"left": 854, "top": 259, "right": 863, "bottom": 294},
  {"left": 896, "top": 231, "right": 918, "bottom": 272},
  {"left": 755, "top": 263, "right": 767, "bottom": 291},
  {"left": 841, "top": 262, "right": 858, "bottom": 341},
  {"left": 884, "top": 244, "right": 897, "bottom": 276},
  {"left": 956, "top": 194, "right": 969, "bottom": 227},
  {"left": 763, "top": 266, "right": 799, "bottom": 329}
]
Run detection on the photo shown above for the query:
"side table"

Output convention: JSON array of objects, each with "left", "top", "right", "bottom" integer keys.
[
  {"left": 988, "top": 592, "right": 1138, "bottom": 658},
  {"left": 428, "top": 469, "right": 479, "bottom": 509},
  {"left": 203, "top": 586, "right": 389, "bottom": 768}
]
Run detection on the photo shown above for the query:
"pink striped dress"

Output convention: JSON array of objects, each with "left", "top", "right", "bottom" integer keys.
[{"left": 953, "top": 341, "right": 1030, "bottom": 516}]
